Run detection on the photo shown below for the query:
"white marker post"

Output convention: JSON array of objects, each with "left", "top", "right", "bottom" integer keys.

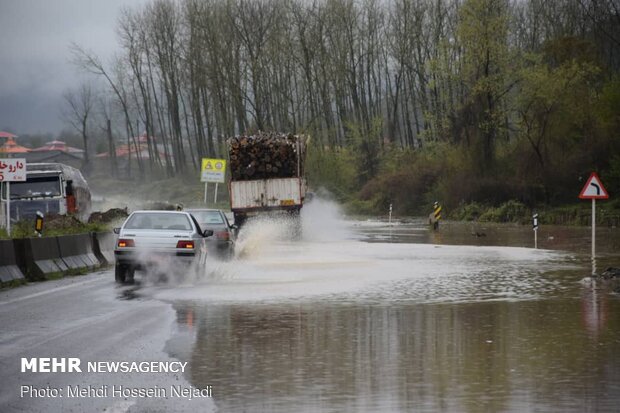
[
  {"left": 579, "top": 172, "right": 609, "bottom": 274},
  {"left": 532, "top": 213, "right": 539, "bottom": 249},
  {"left": 388, "top": 203, "right": 393, "bottom": 226},
  {"left": 6, "top": 181, "right": 10, "bottom": 236},
  {"left": 0, "top": 158, "right": 27, "bottom": 236},
  {"left": 592, "top": 198, "right": 596, "bottom": 258}
]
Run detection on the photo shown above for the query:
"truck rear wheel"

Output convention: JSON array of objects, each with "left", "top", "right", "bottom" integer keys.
[{"left": 233, "top": 213, "right": 247, "bottom": 228}]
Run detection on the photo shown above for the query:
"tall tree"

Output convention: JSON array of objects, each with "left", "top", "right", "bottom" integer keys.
[
  {"left": 456, "top": 0, "right": 512, "bottom": 169},
  {"left": 63, "top": 83, "right": 95, "bottom": 172}
]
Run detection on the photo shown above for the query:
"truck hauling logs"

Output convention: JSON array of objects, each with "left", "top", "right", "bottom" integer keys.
[{"left": 227, "top": 132, "right": 308, "bottom": 227}]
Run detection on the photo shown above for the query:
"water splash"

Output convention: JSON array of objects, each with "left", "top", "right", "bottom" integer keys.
[
  {"left": 301, "top": 197, "right": 352, "bottom": 242},
  {"left": 234, "top": 215, "right": 298, "bottom": 259}
]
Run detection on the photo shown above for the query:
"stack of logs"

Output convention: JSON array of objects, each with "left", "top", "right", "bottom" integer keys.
[{"left": 228, "top": 132, "right": 306, "bottom": 181}]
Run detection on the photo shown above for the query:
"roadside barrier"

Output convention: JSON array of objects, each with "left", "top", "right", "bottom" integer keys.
[
  {"left": 92, "top": 232, "right": 116, "bottom": 266},
  {"left": 2, "top": 232, "right": 113, "bottom": 283},
  {"left": 0, "top": 239, "right": 25, "bottom": 283},
  {"left": 57, "top": 234, "right": 100, "bottom": 271},
  {"left": 17, "top": 237, "right": 69, "bottom": 280}
]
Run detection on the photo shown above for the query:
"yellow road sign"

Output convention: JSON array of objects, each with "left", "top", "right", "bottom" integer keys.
[{"left": 201, "top": 158, "right": 227, "bottom": 183}]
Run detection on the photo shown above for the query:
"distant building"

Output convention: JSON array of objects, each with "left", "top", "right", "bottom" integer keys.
[
  {"left": 23, "top": 151, "right": 83, "bottom": 169},
  {"left": 0, "top": 136, "right": 30, "bottom": 156},
  {"left": 0, "top": 131, "right": 18, "bottom": 140},
  {"left": 0, "top": 136, "right": 85, "bottom": 169},
  {"left": 95, "top": 134, "right": 172, "bottom": 172},
  {"left": 31, "top": 140, "right": 84, "bottom": 155},
  {"left": 22, "top": 140, "right": 84, "bottom": 169}
]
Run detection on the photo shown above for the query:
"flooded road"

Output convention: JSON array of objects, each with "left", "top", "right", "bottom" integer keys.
[
  {"left": 2, "top": 201, "right": 619, "bottom": 412},
  {"left": 156, "top": 203, "right": 620, "bottom": 412}
]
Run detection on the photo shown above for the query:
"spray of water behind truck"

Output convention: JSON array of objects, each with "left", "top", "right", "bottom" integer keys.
[{"left": 227, "top": 132, "right": 308, "bottom": 229}]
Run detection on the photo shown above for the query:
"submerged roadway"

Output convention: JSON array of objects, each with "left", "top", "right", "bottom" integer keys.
[{"left": 1, "top": 207, "right": 620, "bottom": 412}]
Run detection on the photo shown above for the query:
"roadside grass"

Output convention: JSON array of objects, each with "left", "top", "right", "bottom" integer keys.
[
  {"left": 449, "top": 200, "right": 620, "bottom": 226},
  {"left": 51, "top": 268, "right": 92, "bottom": 277},
  {"left": 344, "top": 198, "right": 620, "bottom": 227},
  {"left": 0, "top": 220, "right": 109, "bottom": 240},
  {"left": 89, "top": 173, "right": 231, "bottom": 210},
  {"left": 0, "top": 279, "right": 27, "bottom": 290},
  {"left": 44, "top": 272, "right": 67, "bottom": 281}
]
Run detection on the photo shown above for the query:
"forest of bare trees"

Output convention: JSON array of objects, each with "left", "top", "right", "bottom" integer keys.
[{"left": 71, "top": 0, "right": 620, "bottom": 212}]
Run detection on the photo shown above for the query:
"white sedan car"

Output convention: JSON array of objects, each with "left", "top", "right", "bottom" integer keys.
[{"left": 113, "top": 211, "right": 213, "bottom": 283}]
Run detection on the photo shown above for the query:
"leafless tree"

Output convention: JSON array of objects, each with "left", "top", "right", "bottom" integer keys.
[{"left": 63, "top": 83, "right": 95, "bottom": 171}]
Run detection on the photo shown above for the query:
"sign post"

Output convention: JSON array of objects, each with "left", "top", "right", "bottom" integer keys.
[
  {"left": 200, "top": 158, "right": 227, "bottom": 206},
  {"left": 6, "top": 181, "right": 9, "bottom": 236},
  {"left": 579, "top": 172, "right": 609, "bottom": 272},
  {"left": 532, "top": 213, "right": 539, "bottom": 249},
  {"left": 0, "top": 158, "right": 27, "bottom": 236},
  {"left": 592, "top": 199, "right": 596, "bottom": 258}
]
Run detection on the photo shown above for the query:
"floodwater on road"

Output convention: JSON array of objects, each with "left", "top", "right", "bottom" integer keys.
[{"left": 137, "top": 201, "right": 620, "bottom": 412}]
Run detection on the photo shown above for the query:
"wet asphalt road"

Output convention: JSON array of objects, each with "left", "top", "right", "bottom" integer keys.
[
  {"left": 0, "top": 271, "right": 215, "bottom": 413},
  {"left": 1, "top": 207, "right": 620, "bottom": 412}
]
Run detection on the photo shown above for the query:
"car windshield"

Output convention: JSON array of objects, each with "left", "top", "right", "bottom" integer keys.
[
  {"left": 124, "top": 213, "right": 193, "bottom": 230},
  {"left": 190, "top": 210, "right": 225, "bottom": 225},
  {"left": 6, "top": 177, "right": 62, "bottom": 200}
]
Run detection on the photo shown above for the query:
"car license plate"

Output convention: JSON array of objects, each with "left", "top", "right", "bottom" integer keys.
[{"left": 280, "top": 199, "right": 295, "bottom": 206}]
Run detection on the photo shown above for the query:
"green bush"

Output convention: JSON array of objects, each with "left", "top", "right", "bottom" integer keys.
[
  {"left": 306, "top": 146, "right": 358, "bottom": 200},
  {"left": 451, "top": 202, "right": 485, "bottom": 221},
  {"left": 479, "top": 201, "right": 529, "bottom": 223},
  {"left": 344, "top": 198, "right": 380, "bottom": 216}
]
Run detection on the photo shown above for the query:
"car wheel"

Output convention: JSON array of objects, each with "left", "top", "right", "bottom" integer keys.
[
  {"left": 126, "top": 266, "right": 135, "bottom": 284},
  {"left": 115, "top": 263, "right": 127, "bottom": 284}
]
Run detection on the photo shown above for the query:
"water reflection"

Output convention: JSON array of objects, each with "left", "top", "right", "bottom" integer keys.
[
  {"left": 116, "top": 284, "right": 143, "bottom": 301},
  {"left": 173, "top": 299, "right": 620, "bottom": 413},
  {"left": 153, "top": 219, "right": 620, "bottom": 412},
  {"left": 581, "top": 281, "right": 609, "bottom": 339}
]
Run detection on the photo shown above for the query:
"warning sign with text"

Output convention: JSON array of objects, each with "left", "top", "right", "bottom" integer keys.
[
  {"left": 201, "top": 158, "right": 227, "bottom": 183},
  {"left": 0, "top": 158, "right": 27, "bottom": 182}
]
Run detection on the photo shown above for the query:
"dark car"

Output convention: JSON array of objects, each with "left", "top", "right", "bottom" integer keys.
[{"left": 186, "top": 209, "right": 236, "bottom": 258}]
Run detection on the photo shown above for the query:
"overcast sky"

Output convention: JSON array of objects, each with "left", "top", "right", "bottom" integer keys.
[{"left": 0, "top": 0, "right": 147, "bottom": 136}]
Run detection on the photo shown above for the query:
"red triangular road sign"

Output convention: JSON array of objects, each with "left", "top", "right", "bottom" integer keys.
[{"left": 579, "top": 172, "right": 609, "bottom": 199}]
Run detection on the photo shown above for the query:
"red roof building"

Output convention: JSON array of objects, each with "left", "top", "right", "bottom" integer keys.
[
  {"left": 32, "top": 140, "right": 84, "bottom": 153},
  {"left": 0, "top": 131, "right": 18, "bottom": 139},
  {"left": 0, "top": 137, "right": 30, "bottom": 153},
  {"left": 96, "top": 134, "right": 169, "bottom": 160}
]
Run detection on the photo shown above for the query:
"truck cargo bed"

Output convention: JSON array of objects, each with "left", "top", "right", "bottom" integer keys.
[{"left": 229, "top": 178, "right": 305, "bottom": 211}]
